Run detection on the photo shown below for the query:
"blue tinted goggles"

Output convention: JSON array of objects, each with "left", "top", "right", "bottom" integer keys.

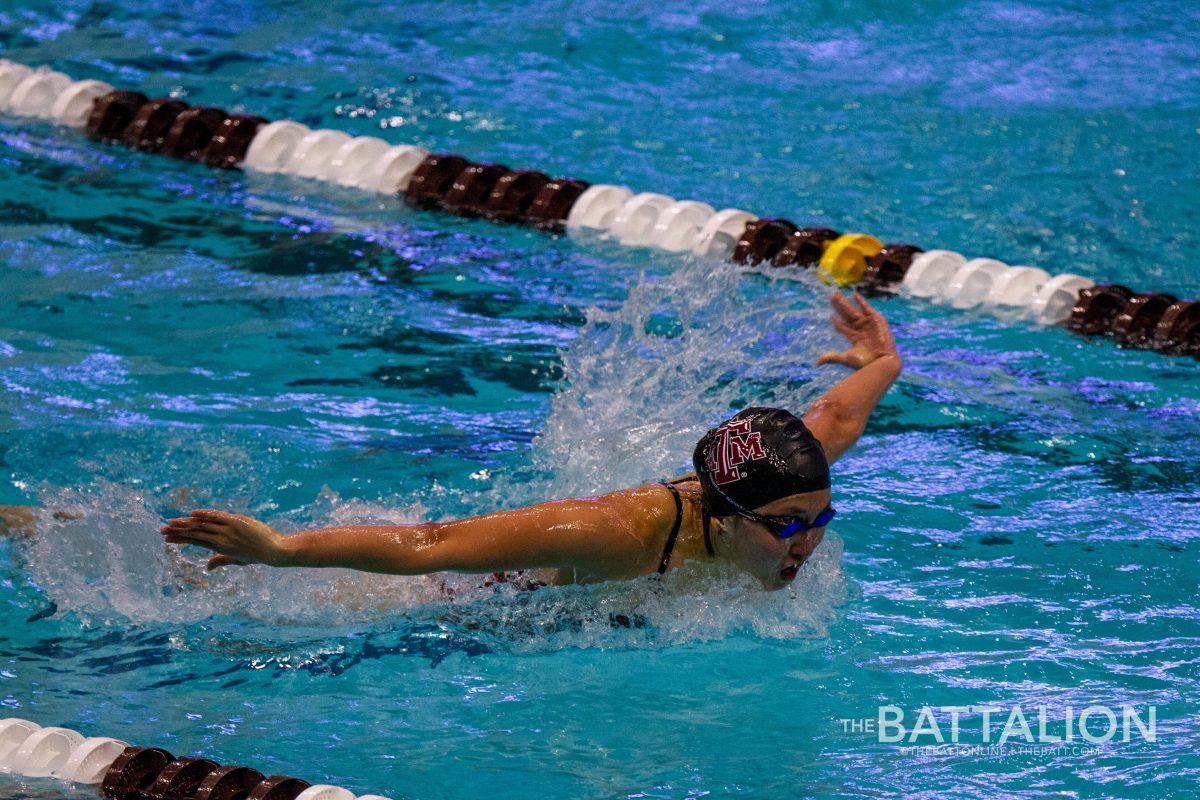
[{"left": 737, "top": 505, "right": 837, "bottom": 539}]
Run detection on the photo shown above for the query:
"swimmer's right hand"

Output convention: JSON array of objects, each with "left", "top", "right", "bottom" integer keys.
[
  {"left": 816, "top": 291, "right": 900, "bottom": 371},
  {"left": 161, "top": 509, "right": 292, "bottom": 571}
]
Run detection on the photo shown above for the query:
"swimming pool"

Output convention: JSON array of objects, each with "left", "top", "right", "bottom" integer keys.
[{"left": 2, "top": 0, "right": 1200, "bottom": 796}]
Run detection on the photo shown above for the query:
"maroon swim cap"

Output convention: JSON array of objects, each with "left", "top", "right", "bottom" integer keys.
[{"left": 692, "top": 407, "right": 830, "bottom": 517}]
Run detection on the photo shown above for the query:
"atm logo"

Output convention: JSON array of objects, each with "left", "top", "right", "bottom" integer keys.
[{"left": 710, "top": 419, "right": 767, "bottom": 484}]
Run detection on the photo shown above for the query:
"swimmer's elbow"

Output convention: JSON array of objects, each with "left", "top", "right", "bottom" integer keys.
[
  {"left": 804, "top": 398, "right": 865, "bottom": 464},
  {"left": 387, "top": 522, "right": 448, "bottom": 573},
  {"left": 420, "top": 519, "right": 515, "bottom": 573}
]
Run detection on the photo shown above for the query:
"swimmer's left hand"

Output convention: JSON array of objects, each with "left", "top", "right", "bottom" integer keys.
[
  {"left": 161, "top": 509, "right": 289, "bottom": 570},
  {"left": 817, "top": 291, "right": 900, "bottom": 371}
]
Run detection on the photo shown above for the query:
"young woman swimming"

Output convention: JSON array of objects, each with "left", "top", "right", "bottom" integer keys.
[{"left": 160, "top": 290, "right": 901, "bottom": 592}]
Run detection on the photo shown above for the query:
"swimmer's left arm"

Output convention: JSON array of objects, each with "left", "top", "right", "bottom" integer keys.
[
  {"left": 802, "top": 292, "right": 902, "bottom": 463},
  {"left": 161, "top": 490, "right": 655, "bottom": 575}
]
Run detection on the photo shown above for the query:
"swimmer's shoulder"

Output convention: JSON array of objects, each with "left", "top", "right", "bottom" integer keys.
[
  {"left": 604, "top": 481, "right": 688, "bottom": 530},
  {"left": 535, "top": 482, "right": 697, "bottom": 584},
  {"left": 596, "top": 479, "right": 700, "bottom": 553},
  {"left": 544, "top": 484, "right": 679, "bottom": 583}
]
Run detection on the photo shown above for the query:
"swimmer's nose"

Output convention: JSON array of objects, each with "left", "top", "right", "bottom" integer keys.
[
  {"left": 787, "top": 541, "right": 811, "bottom": 559},
  {"left": 792, "top": 528, "right": 825, "bottom": 554}
]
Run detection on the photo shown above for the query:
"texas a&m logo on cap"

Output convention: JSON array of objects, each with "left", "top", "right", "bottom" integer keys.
[{"left": 706, "top": 418, "right": 767, "bottom": 485}]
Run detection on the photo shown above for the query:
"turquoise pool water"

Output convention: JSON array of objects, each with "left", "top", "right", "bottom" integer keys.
[{"left": 2, "top": 0, "right": 1200, "bottom": 797}]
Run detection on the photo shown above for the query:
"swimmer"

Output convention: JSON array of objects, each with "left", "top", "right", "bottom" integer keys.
[{"left": 162, "top": 291, "right": 901, "bottom": 591}]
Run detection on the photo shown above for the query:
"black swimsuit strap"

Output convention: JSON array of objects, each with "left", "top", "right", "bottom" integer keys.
[{"left": 656, "top": 481, "right": 684, "bottom": 574}]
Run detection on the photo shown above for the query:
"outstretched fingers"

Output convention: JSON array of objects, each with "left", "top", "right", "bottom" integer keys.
[
  {"left": 163, "top": 534, "right": 218, "bottom": 549},
  {"left": 162, "top": 519, "right": 227, "bottom": 537},
  {"left": 816, "top": 350, "right": 850, "bottom": 366},
  {"left": 161, "top": 511, "right": 237, "bottom": 552},
  {"left": 829, "top": 291, "right": 864, "bottom": 324},
  {"left": 856, "top": 291, "right": 897, "bottom": 348},
  {"left": 820, "top": 290, "right": 899, "bottom": 371},
  {"left": 162, "top": 523, "right": 220, "bottom": 541},
  {"left": 831, "top": 315, "right": 858, "bottom": 340},
  {"left": 852, "top": 291, "right": 876, "bottom": 317},
  {"left": 188, "top": 508, "right": 247, "bottom": 525}
]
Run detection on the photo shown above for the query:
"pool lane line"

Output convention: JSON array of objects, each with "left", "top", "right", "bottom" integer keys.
[
  {"left": 0, "top": 716, "right": 393, "bottom": 800},
  {"left": 1, "top": 59, "right": 1198, "bottom": 359}
]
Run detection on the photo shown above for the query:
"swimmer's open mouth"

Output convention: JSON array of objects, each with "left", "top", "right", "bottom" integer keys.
[{"left": 780, "top": 563, "right": 800, "bottom": 581}]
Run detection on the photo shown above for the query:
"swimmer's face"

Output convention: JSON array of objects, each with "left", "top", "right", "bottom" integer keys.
[{"left": 723, "top": 489, "right": 832, "bottom": 591}]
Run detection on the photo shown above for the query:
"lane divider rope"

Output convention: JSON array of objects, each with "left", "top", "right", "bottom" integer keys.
[
  {"left": 1, "top": 59, "right": 1198, "bottom": 359},
  {"left": 0, "top": 716, "right": 392, "bottom": 800}
]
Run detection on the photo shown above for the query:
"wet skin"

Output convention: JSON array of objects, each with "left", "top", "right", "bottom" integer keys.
[{"left": 160, "top": 485, "right": 832, "bottom": 591}]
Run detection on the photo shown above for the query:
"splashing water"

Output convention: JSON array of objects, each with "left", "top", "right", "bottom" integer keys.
[{"left": 525, "top": 254, "right": 838, "bottom": 499}]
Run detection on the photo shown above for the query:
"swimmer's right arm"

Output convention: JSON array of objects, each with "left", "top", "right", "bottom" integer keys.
[
  {"left": 802, "top": 291, "right": 902, "bottom": 463},
  {"left": 162, "top": 489, "right": 662, "bottom": 574}
]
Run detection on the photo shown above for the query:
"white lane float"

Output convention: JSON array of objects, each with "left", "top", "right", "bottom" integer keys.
[
  {"left": 901, "top": 249, "right": 967, "bottom": 298},
  {"left": 282, "top": 128, "right": 352, "bottom": 179},
  {"left": 295, "top": 785, "right": 356, "bottom": 800},
  {"left": 0, "top": 62, "right": 34, "bottom": 109},
  {"left": 7, "top": 69, "right": 72, "bottom": 118},
  {"left": 988, "top": 266, "right": 1050, "bottom": 307},
  {"left": 325, "top": 136, "right": 391, "bottom": 187},
  {"left": 692, "top": 208, "right": 757, "bottom": 259},
  {"left": 1028, "top": 273, "right": 1095, "bottom": 324},
  {"left": 244, "top": 120, "right": 311, "bottom": 173},
  {"left": 8, "top": 725, "right": 84, "bottom": 777},
  {"left": 566, "top": 184, "right": 633, "bottom": 231},
  {"left": 608, "top": 192, "right": 674, "bottom": 246},
  {"left": 0, "top": 718, "right": 41, "bottom": 772},
  {"left": 51, "top": 79, "right": 114, "bottom": 127},
  {"left": 944, "top": 258, "right": 1009, "bottom": 308},
  {"left": 55, "top": 736, "right": 129, "bottom": 784},
  {"left": 648, "top": 200, "right": 715, "bottom": 252},
  {"left": 370, "top": 144, "right": 429, "bottom": 193}
]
